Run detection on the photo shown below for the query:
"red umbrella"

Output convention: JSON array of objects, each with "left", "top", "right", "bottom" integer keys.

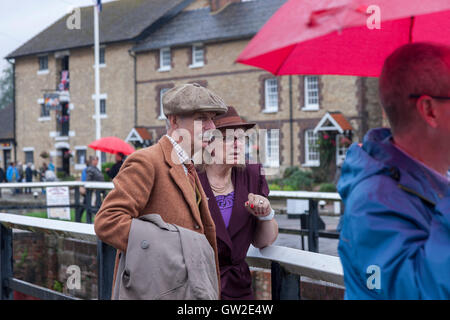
[
  {"left": 88, "top": 136, "right": 135, "bottom": 155},
  {"left": 237, "top": 0, "right": 450, "bottom": 76}
]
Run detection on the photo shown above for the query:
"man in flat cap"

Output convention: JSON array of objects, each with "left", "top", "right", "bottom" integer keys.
[{"left": 95, "top": 83, "right": 227, "bottom": 299}]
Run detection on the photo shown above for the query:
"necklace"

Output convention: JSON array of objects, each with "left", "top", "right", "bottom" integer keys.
[
  {"left": 210, "top": 179, "right": 232, "bottom": 194},
  {"left": 208, "top": 169, "right": 233, "bottom": 195}
]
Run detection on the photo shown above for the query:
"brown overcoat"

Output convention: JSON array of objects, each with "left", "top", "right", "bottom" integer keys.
[{"left": 94, "top": 136, "right": 220, "bottom": 295}]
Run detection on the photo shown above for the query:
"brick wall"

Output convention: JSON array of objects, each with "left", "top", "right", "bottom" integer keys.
[{"left": 13, "top": 231, "right": 98, "bottom": 299}]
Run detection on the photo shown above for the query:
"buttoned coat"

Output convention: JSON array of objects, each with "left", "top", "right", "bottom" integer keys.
[
  {"left": 113, "top": 214, "right": 218, "bottom": 300},
  {"left": 197, "top": 164, "right": 269, "bottom": 300},
  {"left": 94, "top": 136, "right": 220, "bottom": 296}
]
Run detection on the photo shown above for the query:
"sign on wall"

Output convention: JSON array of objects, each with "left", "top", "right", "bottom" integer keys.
[{"left": 46, "top": 186, "right": 71, "bottom": 220}]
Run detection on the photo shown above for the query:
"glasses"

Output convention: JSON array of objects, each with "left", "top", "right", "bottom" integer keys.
[{"left": 409, "top": 94, "right": 450, "bottom": 100}]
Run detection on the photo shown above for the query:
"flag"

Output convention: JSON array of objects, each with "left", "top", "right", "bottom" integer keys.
[{"left": 96, "top": 0, "right": 102, "bottom": 12}]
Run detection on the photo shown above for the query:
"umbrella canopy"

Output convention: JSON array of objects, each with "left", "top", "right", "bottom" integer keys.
[
  {"left": 88, "top": 136, "right": 135, "bottom": 155},
  {"left": 237, "top": 0, "right": 450, "bottom": 76}
]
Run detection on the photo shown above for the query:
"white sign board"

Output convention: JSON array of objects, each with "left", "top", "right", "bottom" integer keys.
[
  {"left": 46, "top": 186, "right": 71, "bottom": 220},
  {"left": 287, "top": 199, "right": 309, "bottom": 215}
]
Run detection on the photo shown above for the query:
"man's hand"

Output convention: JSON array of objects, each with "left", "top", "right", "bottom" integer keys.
[{"left": 245, "top": 193, "right": 272, "bottom": 217}]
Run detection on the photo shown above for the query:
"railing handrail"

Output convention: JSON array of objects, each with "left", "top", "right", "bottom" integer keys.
[
  {"left": 0, "top": 213, "right": 344, "bottom": 287},
  {"left": 268, "top": 190, "right": 341, "bottom": 201},
  {"left": 0, "top": 181, "right": 114, "bottom": 189},
  {"left": 0, "top": 181, "right": 84, "bottom": 188},
  {"left": 0, "top": 212, "right": 96, "bottom": 242},
  {"left": 246, "top": 245, "right": 344, "bottom": 286},
  {"left": 0, "top": 182, "right": 341, "bottom": 197}
]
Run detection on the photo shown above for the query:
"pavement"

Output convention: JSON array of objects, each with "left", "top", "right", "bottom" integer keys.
[{"left": 273, "top": 214, "right": 341, "bottom": 257}]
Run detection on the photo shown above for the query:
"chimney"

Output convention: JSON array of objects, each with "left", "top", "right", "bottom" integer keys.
[{"left": 209, "top": 0, "right": 241, "bottom": 14}]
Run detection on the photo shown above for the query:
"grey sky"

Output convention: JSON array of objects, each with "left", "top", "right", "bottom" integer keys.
[{"left": 0, "top": 0, "right": 115, "bottom": 72}]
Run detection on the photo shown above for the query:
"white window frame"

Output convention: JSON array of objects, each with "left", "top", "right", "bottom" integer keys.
[
  {"left": 91, "top": 93, "right": 108, "bottom": 119},
  {"left": 74, "top": 146, "right": 87, "bottom": 170},
  {"left": 336, "top": 134, "right": 350, "bottom": 166},
  {"left": 303, "top": 76, "right": 319, "bottom": 111},
  {"left": 158, "top": 88, "right": 170, "bottom": 120},
  {"left": 264, "top": 78, "right": 279, "bottom": 113},
  {"left": 264, "top": 129, "right": 279, "bottom": 168},
  {"left": 189, "top": 44, "right": 204, "bottom": 68},
  {"left": 37, "top": 98, "right": 51, "bottom": 121},
  {"left": 159, "top": 47, "right": 171, "bottom": 71},
  {"left": 304, "top": 129, "right": 320, "bottom": 167},
  {"left": 23, "top": 147, "right": 35, "bottom": 165},
  {"left": 37, "top": 55, "right": 49, "bottom": 75}
]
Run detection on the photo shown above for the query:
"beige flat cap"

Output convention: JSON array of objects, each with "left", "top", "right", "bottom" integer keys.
[{"left": 162, "top": 83, "right": 228, "bottom": 116}]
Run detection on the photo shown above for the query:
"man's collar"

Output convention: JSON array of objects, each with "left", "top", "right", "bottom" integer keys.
[{"left": 165, "top": 134, "right": 191, "bottom": 164}]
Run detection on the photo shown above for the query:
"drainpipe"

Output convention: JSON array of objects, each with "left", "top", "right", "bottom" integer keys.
[
  {"left": 7, "top": 59, "right": 16, "bottom": 163},
  {"left": 289, "top": 75, "right": 293, "bottom": 167},
  {"left": 128, "top": 50, "right": 137, "bottom": 128}
]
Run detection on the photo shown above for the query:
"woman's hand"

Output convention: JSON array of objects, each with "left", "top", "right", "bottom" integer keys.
[{"left": 245, "top": 193, "right": 272, "bottom": 217}]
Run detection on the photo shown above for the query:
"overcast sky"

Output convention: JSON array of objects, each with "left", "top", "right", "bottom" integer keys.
[{"left": 0, "top": 0, "right": 115, "bottom": 73}]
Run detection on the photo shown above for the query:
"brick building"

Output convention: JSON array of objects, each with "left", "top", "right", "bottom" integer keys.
[{"left": 5, "top": 0, "right": 385, "bottom": 178}]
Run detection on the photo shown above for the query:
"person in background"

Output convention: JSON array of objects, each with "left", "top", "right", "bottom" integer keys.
[
  {"left": 197, "top": 106, "right": 278, "bottom": 300},
  {"left": 25, "top": 163, "right": 33, "bottom": 193},
  {"left": 48, "top": 160, "right": 55, "bottom": 172},
  {"left": 106, "top": 152, "right": 126, "bottom": 180},
  {"left": 6, "top": 162, "right": 20, "bottom": 195},
  {"left": 86, "top": 156, "right": 104, "bottom": 182},
  {"left": 0, "top": 166, "right": 5, "bottom": 198}
]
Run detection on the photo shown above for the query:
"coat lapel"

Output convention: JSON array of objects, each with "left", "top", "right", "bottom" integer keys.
[
  {"left": 197, "top": 171, "right": 233, "bottom": 249},
  {"left": 159, "top": 136, "right": 203, "bottom": 228}
]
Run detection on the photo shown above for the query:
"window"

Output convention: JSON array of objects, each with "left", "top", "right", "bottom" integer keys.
[
  {"left": 336, "top": 134, "right": 351, "bottom": 166},
  {"left": 304, "top": 130, "right": 320, "bottom": 166},
  {"left": 76, "top": 149, "right": 86, "bottom": 165},
  {"left": 159, "top": 88, "right": 170, "bottom": 119},
  {"left": 101, "top": 152, "right": 107, "bottom": 164},
  {"left": 159, "top": 47, "right": 171, "bottom": 71},
  {"left": 38, "top": 56, "right": 48, "bottom": 71},
  {"left": 191, "top": 44, "right": 204, "bottom": 67},
  {"left": 40, "top": 103, "right": 50, "bottom": 117},
  {"left": 24, "top": 151, "right": 34, "bottom": 164},
  {"left": 100, "top": 99, "right": 106, "bottom": 114},
  {"left": 264, "top": 78, "right": 278, "bottom": 112},
  {"left": 99, "top": 47, "right": 105, "bottom": 65},
  {"left": 264, "top": 129, "right": 279, "bottom": 167},
  {"left": 304, "top": 76, "right": 319, "bottom": 110}
]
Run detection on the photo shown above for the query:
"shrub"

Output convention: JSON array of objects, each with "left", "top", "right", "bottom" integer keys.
[
  {"left": 319, "top": 183, "right": 337, "bottom": 192},
  {"left": 269, "top": 183, "right": 282, "bottom": 191},
  {"left": 101, "top": 162, "right": 115, "bottom": 182},
  {"left": 283, "top": 168, "right": 313, "bottom": 190}
]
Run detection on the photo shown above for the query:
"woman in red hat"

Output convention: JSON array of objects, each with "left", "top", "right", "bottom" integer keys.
[{"left": 197, "top": 106, "right": 278, "bottom": 300}]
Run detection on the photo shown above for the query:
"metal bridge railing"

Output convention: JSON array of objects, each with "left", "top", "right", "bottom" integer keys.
[{"left": 0, "top": 212, "right": 343, "bottom": 300}]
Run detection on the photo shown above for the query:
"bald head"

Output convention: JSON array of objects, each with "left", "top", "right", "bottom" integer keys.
[{"left": 379, "top": 42, "right": 450, "bottom": 136}]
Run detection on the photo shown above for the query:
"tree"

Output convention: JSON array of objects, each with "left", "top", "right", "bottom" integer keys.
[{"left": 0, "top": 65, "right": 13, "bottom": 110}]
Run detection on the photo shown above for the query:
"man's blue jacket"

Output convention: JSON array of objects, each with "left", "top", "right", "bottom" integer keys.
[{"left": 337, "top": 128, "right": 450, "bottom": 299}]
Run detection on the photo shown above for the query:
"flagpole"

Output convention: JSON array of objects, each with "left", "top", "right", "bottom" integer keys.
[{"left": 93, "top": 2, "right": 102, "bottom": 170}]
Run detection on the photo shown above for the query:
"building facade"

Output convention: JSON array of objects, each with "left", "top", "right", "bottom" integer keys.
[{"left": 6, "top": 0, "right": 385, "bottom": 179}]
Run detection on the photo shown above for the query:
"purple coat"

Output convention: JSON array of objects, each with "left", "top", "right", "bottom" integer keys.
[{"left": 197, "top": 164, "right": 269, "bottom": 300}]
